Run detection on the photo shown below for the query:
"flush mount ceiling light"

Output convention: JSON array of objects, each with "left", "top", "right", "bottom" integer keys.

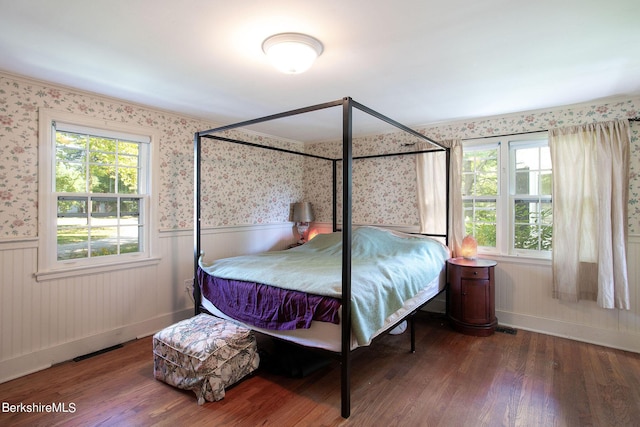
[{"left": 262, "top": 32, "right": 323, "bottom": 74}]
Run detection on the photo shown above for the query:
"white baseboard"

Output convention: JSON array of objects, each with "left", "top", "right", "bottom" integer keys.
[
  {"left": 496, "top": 310, "right": 640, "bottom": 354},
  {"left": 0, "top": 308, "right": 192, "bottom": 384}
]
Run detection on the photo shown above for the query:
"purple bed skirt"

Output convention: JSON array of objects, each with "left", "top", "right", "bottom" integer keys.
[{"left": 198, "top": 267, "right": 341, "bottom": 330}]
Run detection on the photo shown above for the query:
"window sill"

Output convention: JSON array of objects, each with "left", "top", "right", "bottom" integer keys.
[
  {"left": 35, "top": 256, "right": 162, "bottom": 282},
  {"left": 476, "top": 252, "right": 551, "bottom": 267}
]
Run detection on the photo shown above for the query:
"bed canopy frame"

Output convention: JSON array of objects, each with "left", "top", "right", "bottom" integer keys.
[{"left": 193, "top": 97, "right": 450, "bottom": 418}]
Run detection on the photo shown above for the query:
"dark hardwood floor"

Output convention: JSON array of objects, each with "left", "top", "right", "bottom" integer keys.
[{"left": 1, "top": 312, "right": 639, "bottom": 426}]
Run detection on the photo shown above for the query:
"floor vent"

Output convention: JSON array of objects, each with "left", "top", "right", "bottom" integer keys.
[
  {"left": 73, "top": 344, "right": 124, "bottom": 362},
  {"left": 495, "top": 326, "right": 517, "bottom": 335}
]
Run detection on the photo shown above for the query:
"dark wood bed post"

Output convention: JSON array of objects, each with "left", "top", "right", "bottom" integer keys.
[
  {"left": 194, "top": 132, "right": 202, "bottom": 315},
  {"left": 340, "top": 97, "right": 353, "bottom": 418}
]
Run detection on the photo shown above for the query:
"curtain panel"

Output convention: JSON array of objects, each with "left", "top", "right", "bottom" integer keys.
[
  {"left": 549, "top": 120, "right": 630, "bottom": 309},
  {"left": 416, "top": 140, "right": 463, "bottom": 255}
]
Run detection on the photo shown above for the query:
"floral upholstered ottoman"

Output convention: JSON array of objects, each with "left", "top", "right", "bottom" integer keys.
[{"left": 153, "top": 314, "right": 259, "bottom": 405}]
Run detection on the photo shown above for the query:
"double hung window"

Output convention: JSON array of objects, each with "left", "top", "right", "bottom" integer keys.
[
  {"left": 54, "top": 123, "right": 148, "bottom": 260},
  {"left": 38, "top": 110, "right": 155, "bottom": 277},
  {"left": 462, "top": 133, "right": 552, "bottom": 257}
]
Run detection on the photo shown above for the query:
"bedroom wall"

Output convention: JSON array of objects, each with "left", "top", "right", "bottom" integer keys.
[
  {"left": 421, "top": 99, "right": 640, "bottom": 353},
  {"left": 0, "top": 72, "right": 304, "bottom": 383},
  {"left": 305, "top": 97, "right": 640, "bottom": 353},
  {"left": 303, "top": 133, "right": 423, "bottom": 227},
  {"left": 1, "top": 69, "right": 639, "bottom": 383}
]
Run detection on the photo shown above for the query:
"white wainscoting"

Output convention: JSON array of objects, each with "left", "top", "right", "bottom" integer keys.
[
  {"left": 493, "top": 235, "right": 640, "bottom": 353},
  {"left": 0, "top": 223, "right": 299, "bottom": 383},
  {"left": 418, "top": 234, "right": 640, "bottom": 352},
  {"left": 0, "top": 237, "right": 190, "bottom": 383},
  {"left": 1, "top": 226, "right": 638, "bottom": 383}
]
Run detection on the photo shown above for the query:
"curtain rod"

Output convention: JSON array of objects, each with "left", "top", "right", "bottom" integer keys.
[
  {"left": 464, "top": 117, "right": 639, "bottom": 141},
  {"left": 409, "top": 117, "right": 640, "bottom": 144},
  {"left": 463, "top": 117, "right": 640, "bottom": 141},
  {"left": 400, "top": 129, "right": 543, "bottom": 145},
  {"left": 461, "top": 129, "right": 545, "bottom": 141}
]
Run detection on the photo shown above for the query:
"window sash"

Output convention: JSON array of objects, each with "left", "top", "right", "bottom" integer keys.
[
  {"left": 509, "top": 140, "right": 552, "bottom": 255},
  {"left": 55, "top": 194, "right": 145, "bottom": 259},
  {"left": 53, "top": 125, "right": 148, "bottom": 262},
  {"left": 464, "top": 133, "right": 550, "bottom": 257},
  {"left": 38, "top": 109, "right": 154, "bottom": 276}
]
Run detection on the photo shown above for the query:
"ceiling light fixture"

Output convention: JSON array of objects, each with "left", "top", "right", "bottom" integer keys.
[{"left": 262, "top": 33, "right": 323, "bottom": 74}]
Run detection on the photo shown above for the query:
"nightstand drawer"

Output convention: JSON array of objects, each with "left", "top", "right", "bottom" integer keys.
[{"left": 460, "top": 266, "right": 489, "bottom": 279}]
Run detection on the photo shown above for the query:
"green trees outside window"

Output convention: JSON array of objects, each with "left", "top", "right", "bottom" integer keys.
[
  {"left": 462, "top": 136, "right": 552, "bottom": 255},
  {"left": 55, "top": 131, "right": 143, "bottom": 260}
]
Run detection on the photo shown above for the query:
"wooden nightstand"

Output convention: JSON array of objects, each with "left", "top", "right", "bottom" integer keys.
[{"left": 446, "top": 257, "right": 498, "bottom": 337}]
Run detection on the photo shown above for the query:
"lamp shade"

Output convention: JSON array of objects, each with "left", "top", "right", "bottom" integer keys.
[
  {"left": 292, "top": 202, "right": 314, "bottom": 222},
  {"left": 460, "top": 235, "right": 478, "bottom": 260},
  {"left": 262, "top": 33, "right": 323, "bottom": 74}
]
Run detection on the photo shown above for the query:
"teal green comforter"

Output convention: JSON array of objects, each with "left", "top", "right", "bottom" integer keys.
[{"left": 199, "top": 226, "right": 450, "bottom": 345}]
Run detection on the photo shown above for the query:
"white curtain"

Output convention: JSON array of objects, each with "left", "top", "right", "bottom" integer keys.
[
  {"left": 416, "top": 139, "right": 464, "bottom": 255},
  {"left": 549, "top": 120, "right": 630, "bottom": 309}
]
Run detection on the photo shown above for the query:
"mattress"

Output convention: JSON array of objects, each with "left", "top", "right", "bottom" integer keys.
[
  {"left": 199, "top": 226, "right": 450, "bottom": 346},
  {"left": 201, "top": 269, "right": 446, "bottom": 352}
]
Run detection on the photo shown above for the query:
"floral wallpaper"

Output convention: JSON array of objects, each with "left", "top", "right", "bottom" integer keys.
[
  {"left": 422, "top": 100, "right": 640, "bottom": 233},
  {"left": 0, "top": 72, "right": 303, "bottom": 238},
  {"left": 306, "top": 99, "right": 640, "bottom": 233},
  {"left": 198, "top": 130, "right": 305, "bottom": 227},
  {"left": 304, "top": 133, "right": 423, "bottom": 226},
  {"left": 1, "top": 71, "right": 639, "bottom": 239}
]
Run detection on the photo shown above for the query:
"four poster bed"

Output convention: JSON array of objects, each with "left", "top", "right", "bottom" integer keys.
[{"left": 193, "top": 97, "right": 450, "bottom": 418}]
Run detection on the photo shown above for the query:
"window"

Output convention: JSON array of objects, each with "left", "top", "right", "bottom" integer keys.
[
  {"left": 38, "top": 109, "right": 158, "bottom": 278},
  {"left": 462, "top": 133, "right": 551, "bottom": 257},
  {"left": 462, "top": 146, "right": 498, "bottom": 247},
  {"left": 511, "top": 142, "right": 552, "bottom": 252}
]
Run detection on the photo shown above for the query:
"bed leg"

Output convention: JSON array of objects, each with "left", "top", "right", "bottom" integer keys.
[
  {"left": 410, "top": 314, "right": 416, "bottom": 353},
  {"left": 341, "top": 351, "right": 350, "bottom": 418}
]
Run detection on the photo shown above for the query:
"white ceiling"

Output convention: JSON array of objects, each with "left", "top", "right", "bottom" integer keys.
[{"left": 1, "top": 0, "right": 639, "bottom": 142}]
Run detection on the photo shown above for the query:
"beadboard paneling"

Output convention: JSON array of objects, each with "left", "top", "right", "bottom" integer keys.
[
  {"left": 1, "top": 228, "right": 639, "bottom": 383},
  {"left": 493, "top": 235, "right": 640, "bottom": 353},
  {"left": 0, "top": 237, "right": 192, "bottom": 383},
  {"left": 0, "top": 224, "right": 299, "bottom": 383}
]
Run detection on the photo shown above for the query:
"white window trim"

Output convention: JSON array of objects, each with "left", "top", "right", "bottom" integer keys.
[
  {"left": 464, "top": 132, "right": 550, "bottom": 260},
  {"left": 36, "top": 109, "right": 161, "bottom": 281}
]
